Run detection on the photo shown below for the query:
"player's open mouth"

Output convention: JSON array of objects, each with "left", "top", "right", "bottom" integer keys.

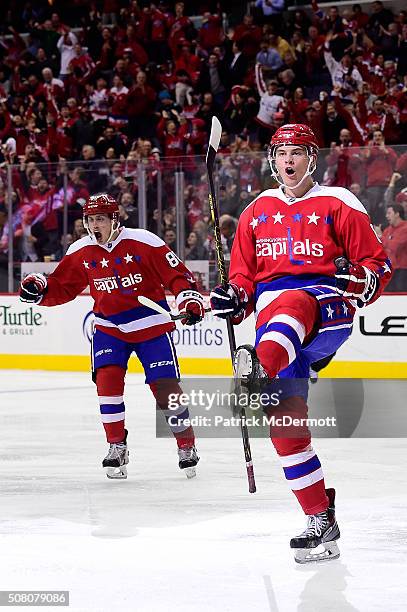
[
  {"left": 285, "top": 168, "right": 295, "bottom": 176},
  {"left": 94, "top": 231, "right": 102, "bottom": 240}
]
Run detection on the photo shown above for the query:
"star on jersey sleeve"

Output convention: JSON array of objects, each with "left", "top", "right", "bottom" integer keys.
[{"left": 334, "top": 189, "right": 392, "bottom": 303}]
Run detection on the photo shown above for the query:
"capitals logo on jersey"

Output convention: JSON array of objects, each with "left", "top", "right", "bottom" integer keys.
[
  {"left": 94, "top": 272, "right": 143, "bottom": 293},
  {"left": 256, "top": 237, "right": 324, "bottom": 260}
]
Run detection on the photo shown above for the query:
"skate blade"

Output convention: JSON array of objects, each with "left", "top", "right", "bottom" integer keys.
[
  {"left": 106, "top": 465, "right": 128, "bottom": 479},
  {"left": 183, "top": 467, "right": 197, "bottom": 479},
  {"left": 294, "top": 541, "right": 340, "bottom": 564}
]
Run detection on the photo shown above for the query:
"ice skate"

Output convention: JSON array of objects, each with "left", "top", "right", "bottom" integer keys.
[
  {"left": 102, "top": 429, "right": 129, "bottom": 479},
  {"left": 178, "top": 446, "right": 199, "bottom": 479},
  {"left": 290, "top": 488, "right": 340, "bottom": 564},
  {"left": 233, "top": 344, "right": 269, "bottom": 392}
]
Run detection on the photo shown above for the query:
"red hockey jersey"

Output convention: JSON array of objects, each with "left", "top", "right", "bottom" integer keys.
[
  {"left": 229, "top": 183, "right": 391, "bottom": 307},
  {"left": 40, "top": 228, "right": 196, "bottom": 342}
]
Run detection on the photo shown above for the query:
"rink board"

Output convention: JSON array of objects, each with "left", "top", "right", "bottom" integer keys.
[{"left": 0, "top": 294, "right": 406, "bottom": 378}]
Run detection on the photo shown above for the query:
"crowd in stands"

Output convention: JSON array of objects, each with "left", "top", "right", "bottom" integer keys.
[{"left": 0, "top": 0, "right": 406, "bottom": 290}]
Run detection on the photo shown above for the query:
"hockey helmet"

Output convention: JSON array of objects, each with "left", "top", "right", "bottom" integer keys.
[
  {"left": 83, "top": 193, "right": 120, "bottom": 242},
  {"left": 83, "top": 193, "right": 119, "bottom": 217},
  {"left": 270, "top": 124, "right": 319, "bottom": 153},
  {"left": 268, "top": 123, "right": 319, "bottom": 189}
]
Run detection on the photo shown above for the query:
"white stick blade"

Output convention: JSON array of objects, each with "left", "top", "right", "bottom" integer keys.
[
  {"left": 138, "top": 295, "right": 170, "bottom": 318},
  {"left": 207, "top": 116, "right": 222, "bottom": 155}
]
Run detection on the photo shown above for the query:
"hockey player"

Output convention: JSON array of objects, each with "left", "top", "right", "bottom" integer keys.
[
  {"left": 210, "top": 124, "right": 392, "bottom": 562},
  {"left": 20, "top": 194, "right": 204, "bottom": 480}
]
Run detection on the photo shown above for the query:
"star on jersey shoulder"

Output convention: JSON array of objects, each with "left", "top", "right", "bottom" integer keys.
[
  {"left": 83, "top": 261, "right": 89, "bottom": 269},
  {"left": 100, "top": 258, "right": 109, "bottom": 268},
  {"left": 381, "top": 261, "right": 391, "bottom": 275},
  {"left": 272, "top": 211, "right": 285, "bottom": 224},
  {"left": 326, "top": 304, "right": 334, "bottom": 319},
  {"left": 249, "top": 217, "right": 259, "bottom": 229},
  {"left": 307, "top": 211, "right": 320, "bottom": 225},
  {"left": 292, "top": 213, "right": 302, "bottom": 222},
  {"left": 342, "top": 303, "right": 349, "bottom": 315},
  {"left": 124, "top": 253, "right": 134, "bottom": 263},
  {"left": 258, "top": 212, "right": 269, "bottom": 224}
]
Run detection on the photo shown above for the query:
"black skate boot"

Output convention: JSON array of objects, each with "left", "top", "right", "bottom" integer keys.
[
  {"left": 290, "top": 488, "right": 340, "bottom": 563},
  {"left": 233, "top": 345, "right": 269, "bottom": 392},
  {"left": 178, "top": 446, "right": 200, "bottom": 479},
  {"left": 102, "top": 429, "right": 129, "bottom": 479}
]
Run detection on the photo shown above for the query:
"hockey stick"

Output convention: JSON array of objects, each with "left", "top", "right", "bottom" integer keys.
[
  {"left": 138, "top": 294, "right": 210, "bottom": 321},
  {"left": 206, "top": 116, "right": 256, "bottom": 494}
]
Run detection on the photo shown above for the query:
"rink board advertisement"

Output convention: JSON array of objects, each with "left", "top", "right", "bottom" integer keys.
[{"left": 0, "top": 294, "right": 406, "bottom": 377}]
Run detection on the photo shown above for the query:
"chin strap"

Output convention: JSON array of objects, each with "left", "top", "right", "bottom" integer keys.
[
  {"left": 106, "top": 219, "right": 120, "bottom": 243},
  {"left": 268, "top": 146, "right": 317, "bottom": 190},
  {"left": 84, "top": 217, "right": 120, "bottom": 243}
]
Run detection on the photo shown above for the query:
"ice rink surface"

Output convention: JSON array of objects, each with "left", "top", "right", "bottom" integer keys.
[{"left": 1, "top": 370, "right": 406, "bottom": 612}]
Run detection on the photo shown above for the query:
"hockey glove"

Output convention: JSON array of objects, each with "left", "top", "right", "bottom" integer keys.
[
  {"left": 20, "top": 273, "right": 48, "bottom": 304},
  {"left": 176, "top": 289, "right": 205, "bottom": 326},
  {"left": 210, "top": 283, "right": 248, "bottom": 322},
  {"left": 335, "top": 262, "right": 379, "bottom": 306}
]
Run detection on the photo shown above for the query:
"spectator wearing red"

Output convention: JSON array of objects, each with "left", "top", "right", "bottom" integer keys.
[
  {"left": 156, "top": 116, "right": 188, "bottom": 158},
  {"left": 325, "top": 128, "right": 364, "bottom": 187},
  {"left": 365, "top": 129, "right": 398, "bottom": 223},
  {"left": 102, "top": 0, "right": 120, "bottom": 26},
  {"left": 395, "top": 150, "right": 407, "bottom": 178},
  {"left": 108, "top": 75, "right": 129, "bottom": 129},
  {"left": 0, "top": 26, "right": 26, "bottom": 67},
  {"left": 126, "top": 71, "right": 157, "bottom": 139},
  {"left": 343, "top": 102, "right": 368, "bottom": 145},
  {"left": 381, "top": 203, "right": 407, "bottom": 291},
  {"left": 198, "top": 13, "right": 225, "bottom": 51},
  {"left": 159, "top": 60, "right": 178, "bottom": 94},
  {"left": 352, "top": 3, "right": 370, "bottom": 29},
  {"left": 115, "top": 24, "right": 148, "bottom": 67},
  {"left": 184, "top": 118, "right": 206, "bottom": 156},
  {"left": 0, "top": 102, "right": 12, "bottom": 141},
  {"left": 233, "top": 15, "right": 262, "bottom": 59},
  {"left": 174, "top": 41, "right": 201, "bottom": 83},
  {"left": 24, "top": 177, "right": 59, "bottom": 235},
  {"left": 55, "top": 105, "right": 75, "bottom": 158},
  {"left": 366, "top": 98, "right": 400, "bottom": 143},
  {"left": 68, "top": 44, "right": 95, "bottom": 83},
  {"left": 150, "top": 5, "right": 170, "bottom": 43},
  {"left": 168, "top": 2, "right": 194, "bottom": 59},
  {"left": 286, "top": 87, "right": 309, "bottom": 122}
]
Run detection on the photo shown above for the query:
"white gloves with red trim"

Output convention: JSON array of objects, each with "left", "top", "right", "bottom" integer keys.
[{"left": 176, "top": 289, "right": 205, "bottom": 326}]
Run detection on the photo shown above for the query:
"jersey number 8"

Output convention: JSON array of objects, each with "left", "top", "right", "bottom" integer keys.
[{"left": 166, "top": 251, "right": 180, "bottom": 268}]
